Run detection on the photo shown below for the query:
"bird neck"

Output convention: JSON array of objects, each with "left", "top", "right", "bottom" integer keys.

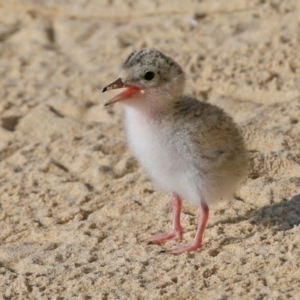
[{"left": 123, "top": 88, "right": 178, "bottom": 120}]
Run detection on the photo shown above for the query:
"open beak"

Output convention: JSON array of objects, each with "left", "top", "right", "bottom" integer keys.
[
  {"left": 102, "top": 78, "right": 127, "bottom": 93},
  {"left": 102, "top": 78, "right": 141, "bottom": 106}
]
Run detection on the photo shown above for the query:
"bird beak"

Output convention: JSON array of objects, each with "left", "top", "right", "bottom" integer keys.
[
  {"left": 102, "top": 78, "right": 141, "bottom": 106},
  {"left": 102, "top": 78, "right": 127, "bottom": 93}
]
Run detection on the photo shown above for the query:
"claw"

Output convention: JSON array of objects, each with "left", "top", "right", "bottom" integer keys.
[
  {"left": 165, "top": 241, "right": 202, "bottom": 255},
  {"left": 145, "top": 229, "right": 183, "bottom": 245}
]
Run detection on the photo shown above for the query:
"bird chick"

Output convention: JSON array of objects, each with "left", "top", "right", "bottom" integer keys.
[{"left": 103, "top": 48, "right": 248, "bottom": 255}]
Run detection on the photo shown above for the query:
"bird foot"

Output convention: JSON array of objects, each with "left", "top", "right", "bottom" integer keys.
[
  {"left": 165, "top": 240, "right": 202, "bottom": 255},
  {"left": 145, "top": 228, "right": 183, "bottom": 245}
]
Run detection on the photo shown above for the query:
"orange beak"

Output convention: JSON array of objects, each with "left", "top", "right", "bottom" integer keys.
[{"left": 102, "top": 78, "right": 141, "bottom": 106}]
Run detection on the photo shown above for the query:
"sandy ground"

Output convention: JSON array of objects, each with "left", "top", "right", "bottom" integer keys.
[{"left": 0, "top": 0, "right": 300, "bottom": 299}]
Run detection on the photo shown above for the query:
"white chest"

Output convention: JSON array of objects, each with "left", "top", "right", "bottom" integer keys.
[{"left": 124, "top": 108, "right": 198, "bottom": 196}]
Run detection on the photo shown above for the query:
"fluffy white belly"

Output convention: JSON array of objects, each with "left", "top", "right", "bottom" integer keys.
[{"left": 125, "top": 108, "right": 204, "bottom": 204}]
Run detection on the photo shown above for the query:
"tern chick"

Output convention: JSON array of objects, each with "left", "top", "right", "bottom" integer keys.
[{"left": 103, "top": 48, "right": 248, "bottom": 255}]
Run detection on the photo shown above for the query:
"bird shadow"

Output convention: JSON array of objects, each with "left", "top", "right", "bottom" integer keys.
[
  {"left": 250, "top": 193, "right": 300, "bottom": 231},
  {"left": 210, "top": 193, "right": 300, "bottom": 232}
]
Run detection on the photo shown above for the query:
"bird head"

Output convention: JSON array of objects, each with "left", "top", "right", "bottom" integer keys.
[{"left": 103, "top": 48, "right": 185, "bottom": 112}]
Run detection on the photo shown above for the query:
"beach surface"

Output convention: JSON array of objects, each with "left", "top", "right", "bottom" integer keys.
[{"left": 0, "top": 0, "right": 300, "bottom": 299}]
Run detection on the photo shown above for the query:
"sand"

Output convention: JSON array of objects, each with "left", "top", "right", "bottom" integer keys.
[{"left": 0, "top": 0, "right": 300, "bottom": 299}]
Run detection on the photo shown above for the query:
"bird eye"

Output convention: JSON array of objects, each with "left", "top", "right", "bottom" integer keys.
[{"left": 144, "top": 71, "right": 155, "bottom": 81}]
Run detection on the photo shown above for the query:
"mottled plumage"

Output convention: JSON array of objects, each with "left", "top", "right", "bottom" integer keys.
[{"left": 103, "top": 48, "right": 248, "bottom": 254}]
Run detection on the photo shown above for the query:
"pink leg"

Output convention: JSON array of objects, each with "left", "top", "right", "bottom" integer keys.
[
  {"left": 166, "top": 202, "right": 209, "bottom": 255},
  {"left": 145, "top": 193, "right": 184, "bottom": 244}
]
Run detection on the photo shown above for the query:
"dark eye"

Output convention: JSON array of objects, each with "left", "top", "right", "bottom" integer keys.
[{"left": 144, "top": 71, "right": 155, "bottom": 81}]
